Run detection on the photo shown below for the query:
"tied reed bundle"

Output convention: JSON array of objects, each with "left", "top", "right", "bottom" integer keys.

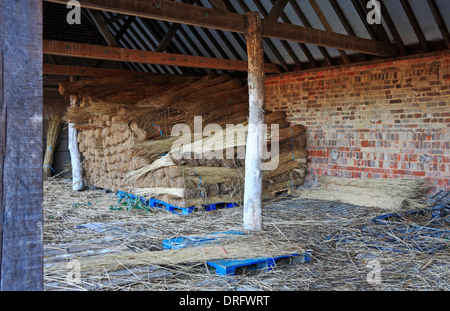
[
  {"left": 61, "top": 73, "right": 308, "bottom": 207},
  {"left": 43, "top": 114, "right": 63, "bottom": 178},
  {"left": 295, "top": 175, "right": 428, "bottom": 211},
  {"left": 47, "top": 238, "right": 305, "bottom": 276}
]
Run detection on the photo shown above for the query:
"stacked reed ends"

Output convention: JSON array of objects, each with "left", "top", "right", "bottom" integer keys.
[{"left": 61, "top": 73, "right": 308, "bottom": 208}]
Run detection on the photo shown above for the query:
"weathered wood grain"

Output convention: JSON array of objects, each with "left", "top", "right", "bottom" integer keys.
[{"left": 0, "top": 0, "right": 43, "bottom": 291}]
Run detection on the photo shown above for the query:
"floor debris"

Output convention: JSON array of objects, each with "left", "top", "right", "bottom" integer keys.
[{"left": 44, "top": 177, "right": 450, "bottom": 291}]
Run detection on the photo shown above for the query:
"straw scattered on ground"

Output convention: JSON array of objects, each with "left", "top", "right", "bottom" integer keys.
[{"left": 43, "top": 177, "right": 449, "bottom": 291}]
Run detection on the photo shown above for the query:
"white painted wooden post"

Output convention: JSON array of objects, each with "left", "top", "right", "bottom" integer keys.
[
  {"left": 68, "top": 95, "right": 84, "bottom": 191},
  {"left": 243, "top": 12, "right": 265, "bottom": 231}
]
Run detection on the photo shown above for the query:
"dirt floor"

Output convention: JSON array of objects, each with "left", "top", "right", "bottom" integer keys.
[{"left": 43, "top": 177, "right": 449, "bottom": 291}]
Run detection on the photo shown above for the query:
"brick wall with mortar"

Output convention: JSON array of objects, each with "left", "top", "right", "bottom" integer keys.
[{"left": 265, "top": 51, "right": 449, "bottom": 194}]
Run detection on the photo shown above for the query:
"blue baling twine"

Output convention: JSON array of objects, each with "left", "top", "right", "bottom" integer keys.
[
  {"left": 195, "top": 167, "right": 205, "bottom": 198},
  {"left": 44, "top": 164, "right": 55, "bottom": 173},
  {"left": 152, "top": 123, "right": 163, "bottom": 136}
]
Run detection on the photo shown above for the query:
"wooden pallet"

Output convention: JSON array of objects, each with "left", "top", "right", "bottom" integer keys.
[{"left": 207, "top": 252, "right": 312, "bottom": 276}]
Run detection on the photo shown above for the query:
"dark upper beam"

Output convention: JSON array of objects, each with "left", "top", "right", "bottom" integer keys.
[
  {"left": 288, "top": 0, "right": 333, "bottom": 66},
  {"left": 400, "top": 0, "right": 429, "bottom": 52},
  {"left": 44, "top": 0, "right": 398, "bottom": 57},
  {"left": 379, "top": 0, "right": 408, "bottom": 56},
  {"left": 43, "top": 40, "right": 282, "bottom": 73},
  {"left": 426, "top": 0, "right": 450, "bottom": 49},
  {"left": 43, "top": 63, "right": 145, "bottom": 77},
  {"left": 308, "top": 0, "right": 350, "bottom": 64},
  {"left": 266, "top": 0, "right": 289, "bottom": 21}
]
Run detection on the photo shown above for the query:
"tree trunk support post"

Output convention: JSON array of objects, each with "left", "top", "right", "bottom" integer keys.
[
  {"left": 68, "top": 95, "right": 84, "bottom": 191},
  {"left": 243, "top": 12, "right": 265, "bottom": 232}
]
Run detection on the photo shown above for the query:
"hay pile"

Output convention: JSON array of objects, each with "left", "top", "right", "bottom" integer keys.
[
  {"left": 295, "top": 175, "right": 428, "bottom": 211},
  {"left": 60, "top": 73, "right": 307, "bottom": 208},
  {"left": 43, "top": 114, "right": 63, "bottom": 178}
]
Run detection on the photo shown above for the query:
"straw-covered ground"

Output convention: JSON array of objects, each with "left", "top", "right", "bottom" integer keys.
[{"left": 43, "top": 177, "right": 449, "bottom": 291}]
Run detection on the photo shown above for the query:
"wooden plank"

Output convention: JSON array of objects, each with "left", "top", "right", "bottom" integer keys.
[
  {"left": 43, "top": 40, "right": 282, "bottom": 73},
  {"left": 43, "top": 64, "right": 145, "bottom": 77},
  {"left": 243, "top": 12, "right": 265, "bottom": 232},
  {"left": 262, "top": 19, "right": 397, "bottom": 57},
  {"left": 0, "top": 0, "right": 43, "bottom": 291},
  {"left": 43, "top": 0, "right": 397, "bottom": 56}
]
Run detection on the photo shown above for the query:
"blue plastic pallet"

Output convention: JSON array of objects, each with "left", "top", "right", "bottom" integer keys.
[
  {"left": 162, "top": 230, "right": 246, "bottom": 250},
  {"left": 116, "top": 191, "right": 238, "bottom": 215},
  {"left": 372, "top": 206, "right": 449, "bottom": 227},
  {"left": 207, "top": 252, "right": 312, "bottom": 276}
]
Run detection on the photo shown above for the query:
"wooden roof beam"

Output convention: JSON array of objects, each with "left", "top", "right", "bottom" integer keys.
[
  {"left": 43, "top": 64, "right": 146, "bottom": 77},
  {"left": 426, "top": 0, "right": 450, "bottom": 49},
  {"left": 308, "top": 0, "right": 350, "bottom": 64},
  {"left": 44, "top": 0, "right": 398, "bottom": 57},
  {"left": 266, "top": 0, "right": 289, "bottom": 21},
  {"left": 43, "top": 40, "right": 282, "bottom": 73},
  {"left": 400, "top": 0, "right": 429, "bottom": 52}
]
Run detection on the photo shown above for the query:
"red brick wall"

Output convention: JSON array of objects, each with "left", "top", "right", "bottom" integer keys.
[{"left": 265, "top": 51, "right": 450, "bottom": 194}]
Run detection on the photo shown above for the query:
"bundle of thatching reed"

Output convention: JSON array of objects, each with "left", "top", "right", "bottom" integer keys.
[
  {"left": 46, "top": 238, "right": 306, "bottom": 276},
  {"left": 43, "top": 114, "right": 63, "bottom": 178},
  {"left": 294, "top": 175, "right": 428, "bottom": 211},
  {"left": 60, "top": 73, "right": 308, "bottom": 208}
]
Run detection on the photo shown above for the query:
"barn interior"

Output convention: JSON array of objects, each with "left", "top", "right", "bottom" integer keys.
[{"left": 1, "top": 0, "right": 449, "bottom": 292}]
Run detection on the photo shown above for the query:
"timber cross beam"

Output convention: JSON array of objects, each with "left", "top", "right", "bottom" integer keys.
[
  {"left": 44, "top": 0, "right": 398, "bottom": 57},
  {"left": 43, "top": 40, "right": 282, "bottom": 74}
]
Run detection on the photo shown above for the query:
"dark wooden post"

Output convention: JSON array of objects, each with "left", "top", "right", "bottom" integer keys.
[
  {"left": 243, "top": 12, "right": 265, "bottom": 231},
  {"left": 0, "top": 0, "right": 44, "bottom": 290}
]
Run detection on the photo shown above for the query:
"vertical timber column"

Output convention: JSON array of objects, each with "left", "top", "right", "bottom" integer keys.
[
  {"left": 68, "top": 95, "right": 84, "bottom": 191},
  {"left": 0, "top": 1, "right": 44, "bottom": 290},
  {"left": 243, "top": 12, "right": 265, "bottom": 232}
]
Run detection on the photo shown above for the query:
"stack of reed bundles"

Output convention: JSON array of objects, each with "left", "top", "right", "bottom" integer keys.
[{"left": 61, "top": 73, "right": 308, "bottom": 208}]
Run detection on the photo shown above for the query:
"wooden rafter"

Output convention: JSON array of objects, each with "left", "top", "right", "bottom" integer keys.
[
  {"left": 213, "top": 0, "right": 272, "bottom": 64},
  {"left": 43, "top": 40, "right": 282, "bottom": 73},
  {"left": 44, "top": 0, "right": 398, "bottom": 57},
  {"left": 155, "top": 23, "right": 182, "bottom": 52},
  {"left": 270, "top": 0, "right": 318, "bottom": 68},
  {"left": 266, "top": 0, "right": 289, "bottom": 21},
  {"left": 309, "top": 0, "right": 350, "bottom": 64},
  {"left": 253, "top": 0, "right": 302, "bottom": 69},
  {"left": 399, "top": 0, "right": 429, "bottom": 52},
  {"left": 114, "top": 16, "right": 136, "bottom": 42},
  {"left": 246, "top": 0, "right": 290, "bottom": 71},
  {"left": 155, "top": 0, "right": 196, "bottom": 53},
  {"left": 208, "top": 0, "right": 227, "bottom": 11},
  {"left": 105, "top": 13, "right": 165, "bottom": 73},
  {"left": 329, "top": 0, "right": 370, "bottom": 61},
  {"left": 379, "top": 0, "right": 408, "bottom": 56},
  {"left": 288, "top": 0, "right": 333, "bottom": 66},
  {"left": 191, "top": 1, "right": 246, "bottom": 64},
  {"left": 357, "top": 0, "right": 391, "bottom": 44},
  {"left": 43, "top": 64, "right": 145, "bottom": 77},
  {"left": 426, "top": 0, "right": 450, "bottom": 49}
]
